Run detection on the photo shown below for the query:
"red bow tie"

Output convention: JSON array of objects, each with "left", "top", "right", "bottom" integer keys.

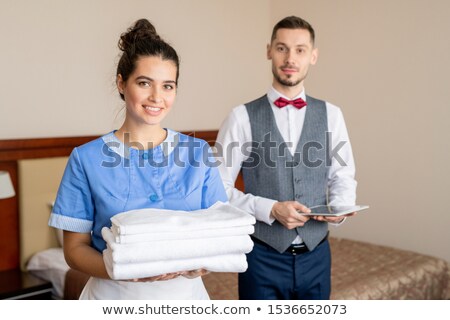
[{"left": 274, "top": 97, "right": 307, "bottom": 109}]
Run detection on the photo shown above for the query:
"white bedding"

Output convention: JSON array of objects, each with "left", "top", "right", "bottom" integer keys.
[{"left": 26, "top": 248, "right": 70, "bottom": 299}]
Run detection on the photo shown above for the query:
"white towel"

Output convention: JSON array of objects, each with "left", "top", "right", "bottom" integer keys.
[
  {"left": 112, "top": 225, "right": 254, "bottom": 244},
  {"left": 102, "top": 227, "right": 253, "bottom": 264},
  {"left": 103, "top": 249, "right": 248, "bottom": 280},
  {"left": 111, "top": 202, "right": 255, "bottom": 236}
]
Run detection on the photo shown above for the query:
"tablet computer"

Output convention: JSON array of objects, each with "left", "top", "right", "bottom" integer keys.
[{"left": 301, "top": 205, "right": 369, "bottom": 217}]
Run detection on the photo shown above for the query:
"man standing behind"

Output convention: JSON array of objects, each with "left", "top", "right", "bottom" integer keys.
[{"left": 216, "top": 16, "right": 357, "bottom": 299}]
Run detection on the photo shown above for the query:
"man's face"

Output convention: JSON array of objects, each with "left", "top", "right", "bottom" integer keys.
[{"left": 267, "top": 28, "right": 318, "bottom": 91}]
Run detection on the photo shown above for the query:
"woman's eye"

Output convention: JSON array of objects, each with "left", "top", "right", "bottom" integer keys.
[
  {"left": 139, "top": 81, "right": 150, "bottom": 87},
  {"left": 164, "top": 84, "right": 175, "bottom": 90}
]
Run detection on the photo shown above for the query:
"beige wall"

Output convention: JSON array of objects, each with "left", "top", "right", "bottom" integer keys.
[
  {"left": 3, "top": 1, "right": 449, "bottom": 263},
  {"left": 0, "top": 0, "right": 270, "bottom": 139},
  {"left": 271, "top": 0, "right": 450, "bottom": 262}
]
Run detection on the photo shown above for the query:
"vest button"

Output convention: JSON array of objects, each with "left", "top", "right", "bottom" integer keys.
[
  {"left": 294, "top": 178, "right": 302, "bottom": 184},
  {"left": 142, "top": 153, "right": 149, "bottom": 160},
  {"left": 149, "top": 194, "right": 159, "bottom": 202}
]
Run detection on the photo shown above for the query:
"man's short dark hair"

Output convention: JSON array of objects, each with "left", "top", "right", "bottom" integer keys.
[{"left": 271, "top": 16, "right": 315, "bottom": 45}]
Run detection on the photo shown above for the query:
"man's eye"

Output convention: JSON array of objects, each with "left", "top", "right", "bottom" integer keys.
[
  {"left": 164, "top": 84, "right": 175, "bottom": 90},
  {"left": 277, "top": 47, "right": 286, "bottom": 52}
]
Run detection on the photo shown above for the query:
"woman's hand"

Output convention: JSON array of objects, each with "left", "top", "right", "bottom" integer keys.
[
  {"left": 180, "top": 269, "right": 209, "bottom": 279},
  {"left": 128, "top": 272, "right": 182, "bottom": 282},
  {"left": 126, "top": 269, "right": 210, "bottom": 282}
]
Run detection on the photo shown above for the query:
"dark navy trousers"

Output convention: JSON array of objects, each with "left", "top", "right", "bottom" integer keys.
[{"left": 238, "top": 239, "right": 331, "bottom": 300}]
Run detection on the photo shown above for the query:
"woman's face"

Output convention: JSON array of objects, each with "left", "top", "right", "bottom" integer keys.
[{"left": 117, "top": 56, "right": 178, "bottom": 127}]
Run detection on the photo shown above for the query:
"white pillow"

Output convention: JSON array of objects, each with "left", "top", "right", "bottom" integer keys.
[{"left": 26, "top": 248, "right": 70, "bottom": 299}]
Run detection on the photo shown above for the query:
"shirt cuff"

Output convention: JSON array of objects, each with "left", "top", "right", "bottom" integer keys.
[
  {"left": 48, "top": 212, "right": 93, "bottom": 233},
  {"left": 254, "top": 197, "right": 277, "bottom": 225}
]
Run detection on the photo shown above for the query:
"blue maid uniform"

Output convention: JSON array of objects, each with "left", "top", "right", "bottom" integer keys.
[{"left": 49, "top": 129, "right": 228, "bottom": 299}]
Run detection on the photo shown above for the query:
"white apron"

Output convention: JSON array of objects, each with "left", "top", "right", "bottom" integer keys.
[{"left": 79, "top": 276, "right": 209, "bottom": 300}]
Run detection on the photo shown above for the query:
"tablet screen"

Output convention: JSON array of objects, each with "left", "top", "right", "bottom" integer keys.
[{"left": 305, "top": 205, "right": 369, "bottom": 216}]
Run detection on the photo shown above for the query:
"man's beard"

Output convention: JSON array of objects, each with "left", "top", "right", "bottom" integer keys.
[{"left": 273, "top": 67, "right": 304, "bottom": 87}]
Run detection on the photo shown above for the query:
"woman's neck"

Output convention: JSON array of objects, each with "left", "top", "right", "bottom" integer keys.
[{"left": 115, "top": 124, "right": 167, "bottom": 150}]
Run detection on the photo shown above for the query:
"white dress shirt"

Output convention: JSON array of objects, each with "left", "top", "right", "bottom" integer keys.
[{"left": 216, "top": 87, "right": 357, "bottom": 229}]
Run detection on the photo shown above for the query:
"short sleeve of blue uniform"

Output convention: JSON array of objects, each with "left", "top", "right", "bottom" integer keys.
[
  {"left": 49, "top": 148, "right": 94, "bottom": 233},
  {"left": 201, "top": 145, "right": 227, "bottom": 209}
]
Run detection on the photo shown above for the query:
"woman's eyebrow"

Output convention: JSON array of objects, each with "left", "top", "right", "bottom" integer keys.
[{"left": 135, "top": 76, "right": 176, "bottom": 84}]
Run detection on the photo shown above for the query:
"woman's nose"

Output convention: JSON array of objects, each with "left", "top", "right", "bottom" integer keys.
[{"left": 149, "top": 88, "right": 162, "bottom": 103}]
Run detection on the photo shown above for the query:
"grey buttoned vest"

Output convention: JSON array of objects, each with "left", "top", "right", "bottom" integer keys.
[{"left": 242, "top": 95, "right": 329, "bottom": 253}]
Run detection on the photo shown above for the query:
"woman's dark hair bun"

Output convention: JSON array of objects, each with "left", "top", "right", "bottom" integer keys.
[
  {"left": 116, "top": 18, "right": 180, "bottom": 100},
  {"left": 118, "top": 19, "right": 161, "bottom": 52}
]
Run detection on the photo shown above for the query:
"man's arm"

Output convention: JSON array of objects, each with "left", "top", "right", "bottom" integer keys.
[
  {"left": 215, "top": 106, "right": 310, "bottom": 228},
  {"left": 327, "top": 107, "right": 357, "bottom": 206},
  {"left": 313, "top": 105, "right": 357, "bottom": 224}
]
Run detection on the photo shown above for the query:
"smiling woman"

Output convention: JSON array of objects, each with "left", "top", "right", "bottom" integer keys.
[
  {"left": 115, "top": 19, "right": 180, "bottom": 145},
  {"left": 117, "top": 56, "right": 178, "bottom": 130},
  {"left": 47, "top": 19, "right": 229, "bottom": 300}
]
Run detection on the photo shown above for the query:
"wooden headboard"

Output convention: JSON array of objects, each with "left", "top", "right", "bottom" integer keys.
[{"left": 0, "top": 131, "right": 220, "bottom": 271}]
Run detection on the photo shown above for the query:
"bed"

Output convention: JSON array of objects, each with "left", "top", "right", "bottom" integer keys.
[
  {"left": 204, "top": 237, "right": 450, "bottom": 299},
  {"left": 25, "top": 235, "right": 450, "bottom": 300},
  {"left": 1, "top": 132, "right": 449, "bottom": 300}
]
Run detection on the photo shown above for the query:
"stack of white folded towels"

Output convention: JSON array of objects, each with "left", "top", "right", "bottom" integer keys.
[{"left": 102, "top": 202, "right": 256, "bottom": 280}]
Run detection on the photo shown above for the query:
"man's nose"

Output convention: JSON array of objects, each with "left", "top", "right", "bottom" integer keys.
[{"left": 285, "top": 49, "right": 295, "bottom": 64}]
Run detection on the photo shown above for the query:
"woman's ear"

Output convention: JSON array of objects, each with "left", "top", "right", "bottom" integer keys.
[{"left": 116, "top": 74, "right": 124, "bottom": 94}]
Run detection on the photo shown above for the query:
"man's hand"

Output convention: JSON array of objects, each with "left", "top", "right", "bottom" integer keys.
[
  {"left": 270, "top": 201, "right": 311, "bottom": 229},
  {"left": 311, "top": 212, "right": 357, "bottom": 223}
]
